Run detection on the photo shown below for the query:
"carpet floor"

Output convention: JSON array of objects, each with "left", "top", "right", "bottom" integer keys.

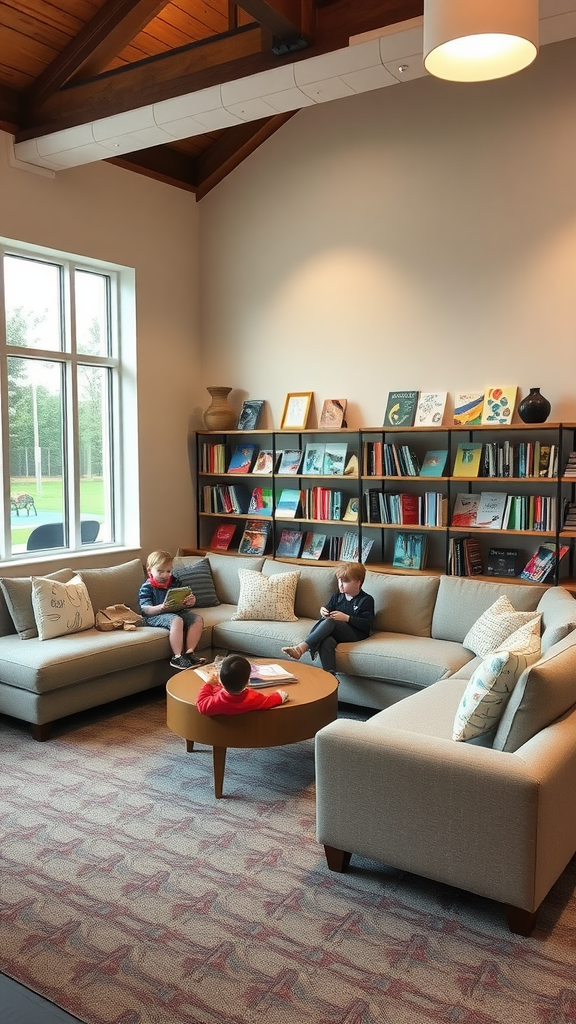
[{"left": 1, "top": 691, "right": 576, "bottom": 1024}]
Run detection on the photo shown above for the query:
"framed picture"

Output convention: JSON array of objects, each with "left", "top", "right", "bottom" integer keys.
[
  {"left": 280, "top": 392, "right": 312, "bottom": 430},
  {"left": 319, "top": 398, "right": 347, "bottom": 429}
]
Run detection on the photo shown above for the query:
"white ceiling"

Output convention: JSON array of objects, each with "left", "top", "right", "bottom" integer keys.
[{"left": 12, "top": 0, "right": 576, "bottom": 175}]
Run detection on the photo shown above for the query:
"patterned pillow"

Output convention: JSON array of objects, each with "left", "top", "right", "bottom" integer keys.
[
  {"left": 0, "top": 569, "right": 76, "bottom": 639},
  {"left": 453, "top": 648, "right": 539, "bottom": 742},
  {"left": 463, "top": 596, "right": 541, "bottom": 657},
  {"left": 174, "top": 558, "right": 220, "bottom": 607},
  {"left": 231, "top": 569, "right": 300, "bottom": 621},
  {"left": 31, "top": 574, "right": 95, "bottom": 641}
]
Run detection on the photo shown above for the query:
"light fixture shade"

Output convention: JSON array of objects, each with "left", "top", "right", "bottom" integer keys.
[{"left": 423, "top": 0, "right": 539, "bottom": 82}]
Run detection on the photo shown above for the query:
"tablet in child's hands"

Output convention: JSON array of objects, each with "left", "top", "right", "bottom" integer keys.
[{"left": 163, "top": 587, "right": 192, "bottom": 610}]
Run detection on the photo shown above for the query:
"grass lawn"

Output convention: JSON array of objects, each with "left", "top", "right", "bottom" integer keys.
[{"left": 11, "top": 478, "right": 105, "bottom": 544}]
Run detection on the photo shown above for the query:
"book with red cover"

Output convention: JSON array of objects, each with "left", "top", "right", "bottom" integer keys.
[
  {"left": 210, "top": 522, "right": 236, "bottom": 551},
  {"left": 399, "top": 493, "right": 420, "bottom": 525}
]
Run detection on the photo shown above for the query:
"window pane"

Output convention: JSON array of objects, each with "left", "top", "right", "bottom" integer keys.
[
  {"left": 4, "top": 255, "right": 62, "bottom": 351},
  {"left": 8, "top": 357, "right": 65, "bottom": 553},
  {"left": 75, "top": 270, "right": 109, "bottom": 356},
  {"left": 78, "top": 365, "right": 111, "bottom": 544}
]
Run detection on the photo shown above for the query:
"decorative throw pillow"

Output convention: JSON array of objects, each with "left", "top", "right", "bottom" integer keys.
[
  {"left": 173, "top": 558, "right": 220, "bottom": 607},
  {"left": 0, "top": 568, "right": 76, "bottom": 639},
  {"left": 231, "top": 569, "right": 300, "bottom": 621},
  {"left": 463, "top": 596, "right": 541, "bottom": 657},
  {"left": 501, "top": 616, "right": 542, "bottom": 657},
  {"left": 452, "top": 648, "right": 539, "bottom": 742},
  {"left": 541, "top": 621, "right": 575, "bottom": 655},
  {"left": 31, "top": 574, "right": 95, "bottom": 641}
]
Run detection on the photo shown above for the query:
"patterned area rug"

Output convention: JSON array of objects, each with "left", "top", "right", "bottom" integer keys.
[{"left": 1, "top": 691, "right": 576, "bottom": 1024}]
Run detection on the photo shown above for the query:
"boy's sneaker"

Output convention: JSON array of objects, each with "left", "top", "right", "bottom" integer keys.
[
  {"left": 170, "top": 654, "right": 193, "bottom": 671},
  {"left": 185, "top": 651, "right": 207, "bottom": 667}
]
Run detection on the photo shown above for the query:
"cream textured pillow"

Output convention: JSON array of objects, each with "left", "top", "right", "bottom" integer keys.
[
  {"left": 453, "top": 648, "right": 538, "bottom": 742},
  {"left": 231, "top": 569, "right": 300, "bottom": 621},
  {"left": 31, "top": 574, "right": 95, "bottom": 641},
  {"left": 463, "top": 596, "right": 541, "bottom": 657}
]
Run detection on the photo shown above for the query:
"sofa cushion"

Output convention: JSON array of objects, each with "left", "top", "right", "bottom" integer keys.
[
  {"left": 0, "top": 568, "right": 76, "bottom": 639},
  {"left": 364, "top": 571, "right": 440, "bottom": 637},
  {"left": 263, "top": 559, "right": 336, "bottom": 619},
  {"left": 206, "top": 553, "right": 265, "bottom": 604},
  {"left": 493, "top": 631, "right": 576, "bottom": 752},
  {"left": 213, "top": 616, "right": 317, "bottom": 658},
  {"left": 462, "top": 596, "right": 541, "bottom": 657},
  {"left": 333, "top": 632, "right": 473, "bottom": 688},
  {"left": 31, "top": 574, "right": 95, "bottom": 641},
  {"left": 537, "top": 587, "right": 576, "bottom": 653},
  {"left": 431, "top": 576, "right": 544, "bottom": 643},
  {"left": 77, "top": 559, "right": 145, "bottom": 614},
  {"left": 173, "top": 557, "right": 220, "bottom": 607},
  {"left": 231, "top": 568, "right": 300, "bottom": 621},
  {"left": 452, "top": 649, "right": 538, "bottom": 742}
]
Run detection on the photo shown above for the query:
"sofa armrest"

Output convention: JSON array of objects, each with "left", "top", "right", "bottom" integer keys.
[{"left": 315, "top": 709, "right": 576, "bottom": 912}]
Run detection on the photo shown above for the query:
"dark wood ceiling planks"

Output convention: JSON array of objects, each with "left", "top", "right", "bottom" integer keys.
[{"left": 0, "top": 0, "right": 422, "bottom": 198}]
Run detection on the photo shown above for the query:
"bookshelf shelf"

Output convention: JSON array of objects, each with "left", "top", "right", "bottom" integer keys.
[{"left": 194, "top": 422, "right": 576, "bottom": 583}]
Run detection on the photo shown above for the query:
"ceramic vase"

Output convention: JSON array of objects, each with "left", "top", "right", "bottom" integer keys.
[
  {"left": 203, "top": 387, "right": 237, "bottom": 430},
  {"left": 517, "top": 388, "right": 551, "bottom": 424}
]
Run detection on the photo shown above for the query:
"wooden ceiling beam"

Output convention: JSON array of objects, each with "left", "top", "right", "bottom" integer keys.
[
  {"left": 235, "top": 0, "right": 316, "bottom": 44},
  {"left": 0, "top": 84, "right": 22, "bottom": 133},
  {"left": 25, "top": 0, "right": 173, "bottom": 111},
  {"left": 18, "top": 0, "right": 422, "bottom": 140},
  {"left": 194, "top": 111, "right": 295, "bottom": 199},
  {"left": 107, "top": 144, "right": 197, "bottom": 192}
]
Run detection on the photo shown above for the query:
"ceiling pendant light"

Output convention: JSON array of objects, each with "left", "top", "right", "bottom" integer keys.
[{"left": 423, "top": 0, "right": 539, "bottom": 82}]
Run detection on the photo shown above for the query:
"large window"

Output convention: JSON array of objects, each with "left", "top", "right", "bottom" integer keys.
[{"left": 0, "top": 242, "right": 132, "bottom": 559}]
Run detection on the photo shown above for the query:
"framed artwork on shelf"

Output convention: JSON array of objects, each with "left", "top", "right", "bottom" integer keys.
[
  {"left": 280, "top": 392, "right": 313, "bottom": 430},
  {"left": 319, "top": 398, "right": 347, "bottom": 429}
]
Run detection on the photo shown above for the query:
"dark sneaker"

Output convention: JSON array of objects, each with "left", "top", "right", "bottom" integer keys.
[
  {"left": 185, "top": 651, "right": 207, "bottom": 667},
  {"left": 170, "top": 654, "right": 193, "bottom": 671}
]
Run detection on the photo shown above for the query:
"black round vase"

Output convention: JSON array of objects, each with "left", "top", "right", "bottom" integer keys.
[{"left": 517, "top": 388, "right": 551, "bottom": 424}]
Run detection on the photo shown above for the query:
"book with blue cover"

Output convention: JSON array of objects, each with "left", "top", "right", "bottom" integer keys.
[
  {"left": 419, "top": 450, "right": 448, "bottom": 477},
  {"left": 227, "top": 443, "right": 257, "bottom": 473},
  {"left": 276, "top": 489, "right": 302, "bottom": 518}
]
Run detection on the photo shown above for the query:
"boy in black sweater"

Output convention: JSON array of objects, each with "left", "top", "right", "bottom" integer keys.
[{"left": 282, "top": 562, "right": 374, "bottom": 674}]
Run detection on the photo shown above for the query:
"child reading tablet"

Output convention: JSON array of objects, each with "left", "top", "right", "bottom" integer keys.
[{"left": 138, "top": 549, "right": 206, "bottom": 671}]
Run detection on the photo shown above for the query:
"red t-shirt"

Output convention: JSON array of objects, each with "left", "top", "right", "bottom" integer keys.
[{"left": 196, "top": 682, "right": 283, "bottom": 716}]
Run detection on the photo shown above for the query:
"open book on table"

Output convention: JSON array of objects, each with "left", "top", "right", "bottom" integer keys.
[{"left": 249, "top": 663, "right": 298, "bottom": 687}]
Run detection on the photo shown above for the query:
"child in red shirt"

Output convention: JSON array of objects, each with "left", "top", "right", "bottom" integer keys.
[{"left": 196, "top": 655, "right": 289, "bottom": 716}]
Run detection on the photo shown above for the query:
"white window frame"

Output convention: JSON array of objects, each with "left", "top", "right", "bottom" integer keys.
[{"left": 0, "top": 236, "right": 138, "bottom": 562}]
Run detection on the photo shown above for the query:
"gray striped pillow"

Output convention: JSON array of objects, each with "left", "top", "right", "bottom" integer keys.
[{"left": 174, "top": 558, "right": 220, "bottom": 607}]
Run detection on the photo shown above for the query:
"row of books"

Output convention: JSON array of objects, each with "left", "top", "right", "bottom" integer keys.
[
  {"left": 201, "top": 442, "right": 354, "bottom": 477},
  {"left": 362, "top": 442, "right": 421, "bottom": 477},
  {"left": 449, "top": 537, "right": 483, "bottom": 577},
  {"left": 364, "top": 490, "right": 448, "bottom": 527},
  {"left": 453, "top": 492, "right": 557, "bottom": 531},
  {"left": 453, "top": 441, "right": 559, "bottom": 479}
]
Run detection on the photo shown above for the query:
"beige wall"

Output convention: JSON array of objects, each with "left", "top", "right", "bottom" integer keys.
[
  {"left": 198, "top": 37, "right": 576, "bottom": 430},
  {"left": 0, "top": 131, "right": 200, "bottom": 569}
]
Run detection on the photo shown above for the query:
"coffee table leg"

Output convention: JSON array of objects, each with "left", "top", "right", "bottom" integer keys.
[
  {"left": 213, "top": 746, "right": 227, "bottom": 798},
  {"left": 185, "top": 739, "right": 194, "bottom": 752}
]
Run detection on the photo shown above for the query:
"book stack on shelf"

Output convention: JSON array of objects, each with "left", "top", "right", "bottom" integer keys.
[
  {"left": 301, "top": 487, "right": 343, "bottom": 521},
  {"left": 364, "top": 490, "right": 447, "bottom": 527},
  {"left": 449, "top": 537, "right": 483, "bottom": 577},
  {"left": 564, "top": 453, "right": 576, "bottom": 477},
  {"left": 503, "top": 494, "right": 557, "bottom": 532},
  {"left": 362, "top": 442, "right": 420, "bottom": 477},
  {"left": 563, "top": 502, "right": 576, "bottom": 531},
  {"left": 200, "top": 442, "right": 227, "bottom": 473},
  {"left": 480, "top": 440, "right": 558, "bottom": 478},
  {"left": 202, "top": 483, "right": 247, "bottom": 514}
]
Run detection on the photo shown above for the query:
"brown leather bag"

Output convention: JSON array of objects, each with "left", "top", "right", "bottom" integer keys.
[{"left": 95, "top": 604, "right": 143, "bottom": 631}]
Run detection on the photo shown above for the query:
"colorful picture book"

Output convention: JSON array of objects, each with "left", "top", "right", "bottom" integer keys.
[
  {"left": 476, "top": 491, "right": 508, "bottom": 529},
  {"left": 237, "top": 399, "right": 264, "bottom": 430},
  {"left": 414, "top": 392, "right": 447, "bottom": 427},
  {"left": 303, "top": 444, "right": 325, "bottom": 475},
  {"left": 383, "top": 390, "right": 419, "bottom": 427},
  {"left": 276, "top": 528, "right": 303, "bottom": 558},
  {"left": 392, "top": 532, "right": 427, "bottom": 570},
  {"left": 319, "top": 398, "right": 347, "bottom": 429},
  {"left": 277, "top": 450, "right": 303, "bottom": 474},
  {"left": 209, "top": 522, "right": 236, "bottom": 551},
  {"left": 247, "top": 486, "right": 273, "bottom": 515},
  {"left": 275, "top": 489, "right": 302, "bottom": 518},
  {"left": 252, "top": 450, "right": 274, "bottom": 475},
  {"left": 301, "top": 532, "right": 326, "bottom": 559},
  {"left": 227, "top": 443, "right": 257, "bottom": 473},
  {"left": 323, "top": 443, "right": 347, "bottom": 475},
  {"left": 419, "top": 450, "right": 448, "bottom": 477},
  {"left": 481, "top": 387, "right": 517, "bottom": 425},
  {"left": 452, "top": 442, "right": 483, "bottom": 477},
  {"left": 453, "top": 391, "right": 484, "bottom": 426},
  {"left": 238, "top": 519, "right": 271, "bottom": 555},
  {"left": 520, "top": 544, "right": 568, "bottom": 583},
  {"left": 452, "top": 493, "right": 481, "bottom": 527}
]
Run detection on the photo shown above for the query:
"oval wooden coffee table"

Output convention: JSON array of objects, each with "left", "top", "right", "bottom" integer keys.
[{"left": 166, "top": 659, "right": 338, "bottom": 797}]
